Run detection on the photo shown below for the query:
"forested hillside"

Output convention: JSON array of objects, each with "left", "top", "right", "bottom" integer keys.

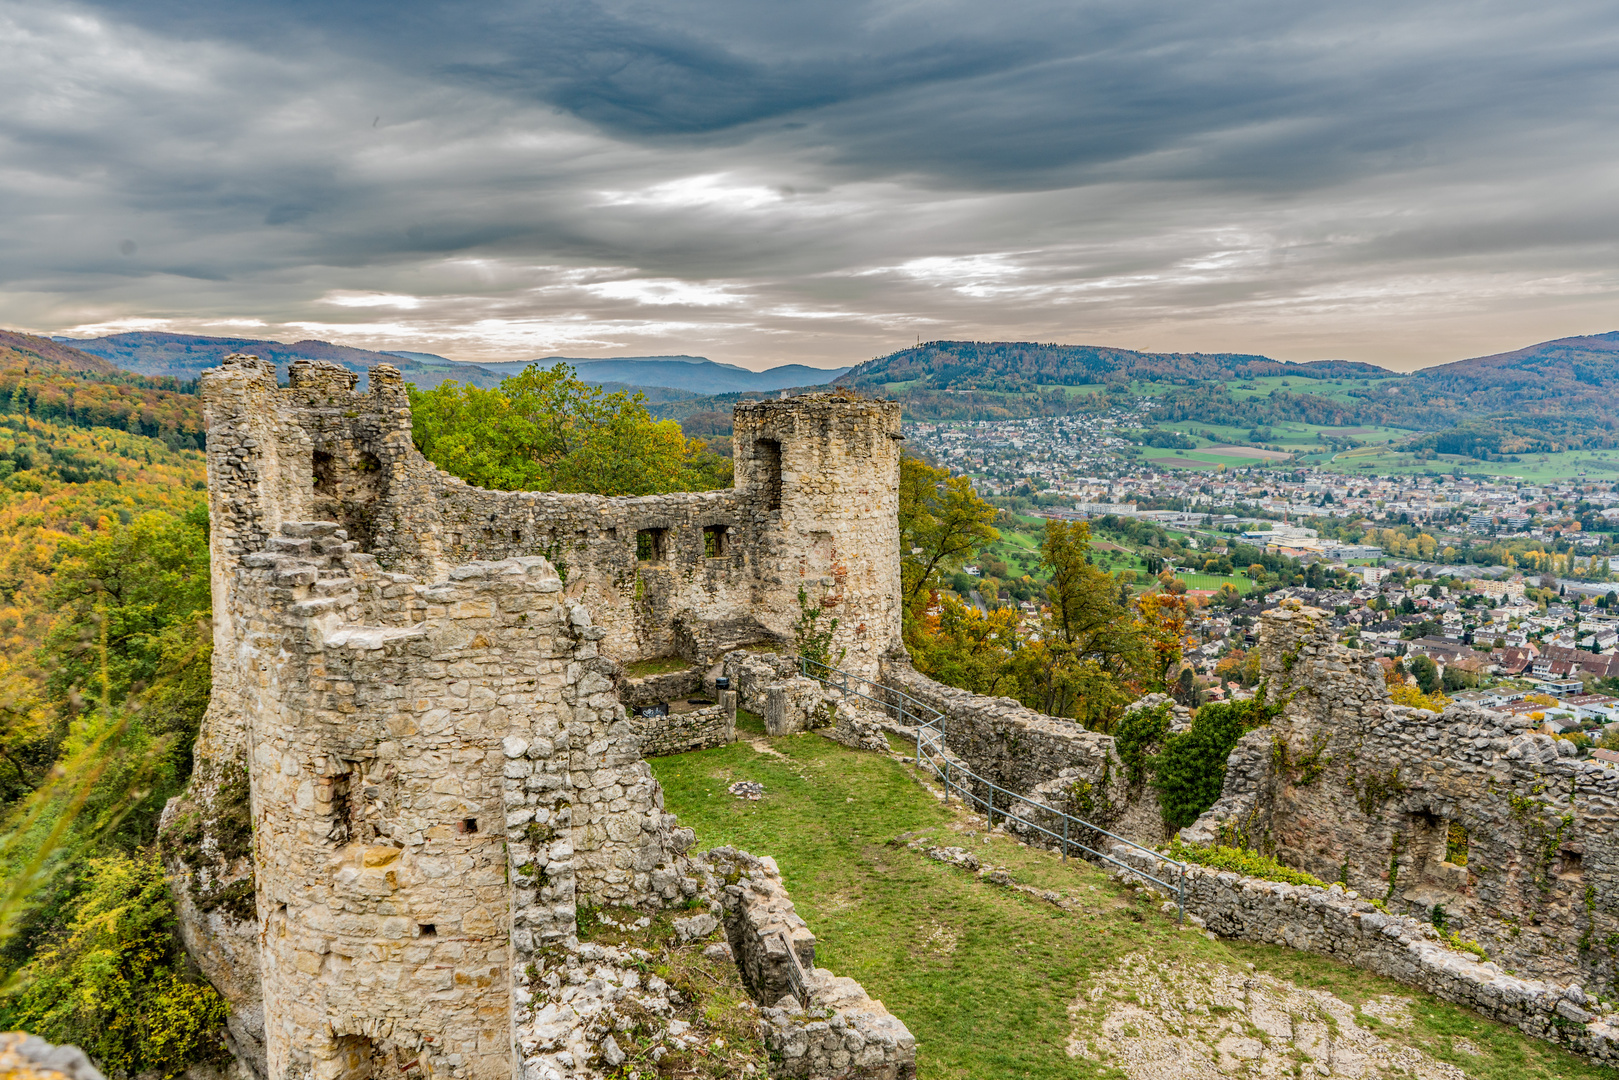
[
  {"left": 0, "top": 331, "right": 204, "bottom": 449},
  {"left": 832, "top": 337, "right": 1619, "bottom": 443}
]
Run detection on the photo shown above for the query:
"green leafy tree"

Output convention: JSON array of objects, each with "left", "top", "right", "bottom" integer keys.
[
  {"left": 410, "top": 363, "right": 731, "bottom": 495},
  {"left": 898, "top": 455, "right": 999, "bottom": 624},
  {"left": 1011, "top": 521, "right": 1153, "bottom": 726},
  {"left": 908, "top": 593, "right": 1020, "bottom": 698},
  {"left": 0, "top": 851, "right": 228, "bottom": 1078},
  {"left": 1407, "top": 654, "right": 1441, "bottom": 695}
]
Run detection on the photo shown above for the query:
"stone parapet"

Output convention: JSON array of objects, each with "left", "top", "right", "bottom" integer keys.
[{"left": 628, "top": 703, "right": 736, "bottom": 758}]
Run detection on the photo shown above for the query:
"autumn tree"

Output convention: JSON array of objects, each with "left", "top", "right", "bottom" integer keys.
[{"left": 897, "top": 455, "right": 999, "bottom": 625}]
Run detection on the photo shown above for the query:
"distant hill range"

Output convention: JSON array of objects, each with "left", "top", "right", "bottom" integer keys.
[
  {"left": 1, "top": 328, "right": 122, "bottom": 375},
  {"left": 60, "top": 333, "right": 511, "bottom": 390},
  {"left": 56, "top": 333, "right": 848, "bottom": 396},
  {"left": 832, "top": 335, "right": 1619, "bottom": 447},
  {"left": 27, "top": 328, "right": 1619, "bottom": 451},
  {"left": 508, "top": 356, "right": 847, "bottom": 394},
  {"left": 835, "top": 341, "right": 1390, "bottom": 390}
]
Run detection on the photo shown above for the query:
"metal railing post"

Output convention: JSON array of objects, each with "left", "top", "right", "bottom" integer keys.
[
  {"left": 1178, "top": 866, "right": 1186, "bottom": 925},
  {"left": 1063, "top": 816, "right": 1069, "bottom": 862}
]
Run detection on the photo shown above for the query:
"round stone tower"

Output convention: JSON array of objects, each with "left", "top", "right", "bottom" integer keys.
[{"left": 731, "top": 392, "right": 904, "bottom": 678}]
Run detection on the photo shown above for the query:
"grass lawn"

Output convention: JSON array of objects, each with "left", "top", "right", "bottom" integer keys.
[
  {"left": 1178, "top": 572, "right": 1254, "bottom": 593},
  {"left": 650, "top": 728, "right": 1608, "bottom": 1080}
]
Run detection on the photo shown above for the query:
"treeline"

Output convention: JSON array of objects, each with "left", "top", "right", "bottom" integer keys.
[
  {"left": 840, "top": 341, "right": 1388, "bottom": 391},
  {"left": 0, "top": 370, "right": 204, "bottom": 450},
  {"left": 0, "top": 411, "right": 225, "bottom": 1075}
]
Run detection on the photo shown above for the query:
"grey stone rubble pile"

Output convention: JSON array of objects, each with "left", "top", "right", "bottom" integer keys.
[{"left": 1108, "top": 844, "right": 1619, "bottom": 1063}]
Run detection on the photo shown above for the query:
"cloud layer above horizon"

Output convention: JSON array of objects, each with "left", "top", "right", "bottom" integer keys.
[{"left": 2, "top": 0, "right": 1616, "bottom": 371}]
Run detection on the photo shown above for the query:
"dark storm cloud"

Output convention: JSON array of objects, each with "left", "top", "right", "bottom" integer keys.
[{"left": 2, "top": 0, "right": 1617, "bottom": 369}]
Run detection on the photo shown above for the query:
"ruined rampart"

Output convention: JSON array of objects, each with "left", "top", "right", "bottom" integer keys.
[
  {"left": 878, "top": 661, "right": 1168, "bottom": 844},
  {"left": 1188, "top": 605, "right": 1619, "bottom": 993}
]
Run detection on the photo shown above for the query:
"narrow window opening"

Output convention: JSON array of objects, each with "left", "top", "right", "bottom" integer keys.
[
  {"left": 755, "top": 439, "right": 782, "bottom": 511},
  {"left": 703, "top": 525, "right": 728, "bottom": 557},
  {"left": 1445, "top": 822, "right": 1469, "bottom": 866},
  {"left": 636, "top": 528, "right": 665, "bottom": 562},
  {"left": 511, "top": 529, "right": 522, "bottom": 542},
  {"left": 460, "top": 817, "right": 479, "bottom": 834},
  {"left": 1561, "top": 847, "right": 1584, "bottom": 878},
  {"left": 418, "top": 923, "right": 437, "bottom": 938},
  {"left": 323, "top": 768, "right": 354, "bottom": 845}
]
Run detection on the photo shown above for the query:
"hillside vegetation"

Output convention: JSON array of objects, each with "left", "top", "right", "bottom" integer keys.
[
  {"left": 0, "top": 331, "right": 204, "bottom": 448},
  {"left": 831, "top": 336, "right": 1619, "bottom": 445},
  {"left": 651, "top": 722, "right": 1606, "bottom": 1079}
]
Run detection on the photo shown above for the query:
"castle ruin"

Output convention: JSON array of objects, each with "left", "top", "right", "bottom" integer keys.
[{"left": 166, "top": 356, "right": 912, "bottom": 1080}]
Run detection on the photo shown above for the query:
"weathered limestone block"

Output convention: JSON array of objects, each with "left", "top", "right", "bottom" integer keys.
[
  {"left": 766, "top": 676, "right": 830, "bottom": 736},
  {"left": 723, "top": 650, "right": 799, "bottom": 713}
]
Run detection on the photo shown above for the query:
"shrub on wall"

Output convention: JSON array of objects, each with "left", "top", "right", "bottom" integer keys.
[{"left": 1152, "top": 694, "right": 1283, "bottom": 830}]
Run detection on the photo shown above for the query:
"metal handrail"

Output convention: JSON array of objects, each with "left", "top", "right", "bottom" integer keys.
[{"left": 797, "top": 656, "right": 1186, "bottom": 922}]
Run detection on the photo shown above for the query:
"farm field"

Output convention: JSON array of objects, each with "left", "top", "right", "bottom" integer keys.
[
  {"left": 1179, "top": 571, "right": 1255, "bottom": 593},
  {"left": 1321, "top": 445, "right": 1619, "bottom": 481}
]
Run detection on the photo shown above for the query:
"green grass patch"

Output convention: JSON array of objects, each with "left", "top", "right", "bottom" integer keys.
[
  {"left": 651, "top": 734, "right": 1608, "bottom": 1079},
  {"left": 1177, "top": 572, "right": 1254, "bottom": 594},
  {"left": 622, "top": 655, "right": 695, "bottom": 678}
]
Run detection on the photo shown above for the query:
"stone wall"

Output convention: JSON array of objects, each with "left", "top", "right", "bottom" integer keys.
[
  {"left": 1110, "top": 845, "right": 1619, "bottom": 1065},
  {"left": 628, "top": 704, "right": 736, "bottom": 758},
  {"left": 1185, "top": 604, "right": 1619, "bottom": 992},
  {"left": 236, "top": 525, "right": 688, "bottom": 1080},
  {"left": 704, "top": 849, "right": 917, "bottom": 1080},
  {"left": 878, "top": 660, "right": 1166, "bottom": 845}
]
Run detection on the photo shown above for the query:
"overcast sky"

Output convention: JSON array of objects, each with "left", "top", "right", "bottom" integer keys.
[{"left": 2, "top": 0, "right": 1616, "bottom": 371}]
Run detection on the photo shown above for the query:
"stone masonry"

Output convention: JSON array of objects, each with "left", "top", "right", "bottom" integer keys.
[
  {"left": 1181, "top": 604, "right": 1619, "bottom": 994},
  {"left": 165, "top": 356, "right": 912, "bottom": 1080}
]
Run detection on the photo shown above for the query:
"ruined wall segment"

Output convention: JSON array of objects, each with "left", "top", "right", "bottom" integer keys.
[
  {"left": 1187, "top": 605, "right": 1619, "bottom": 991},
  {"left": 237, "top": 522, "right": 690, "bottom": 1080}
]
